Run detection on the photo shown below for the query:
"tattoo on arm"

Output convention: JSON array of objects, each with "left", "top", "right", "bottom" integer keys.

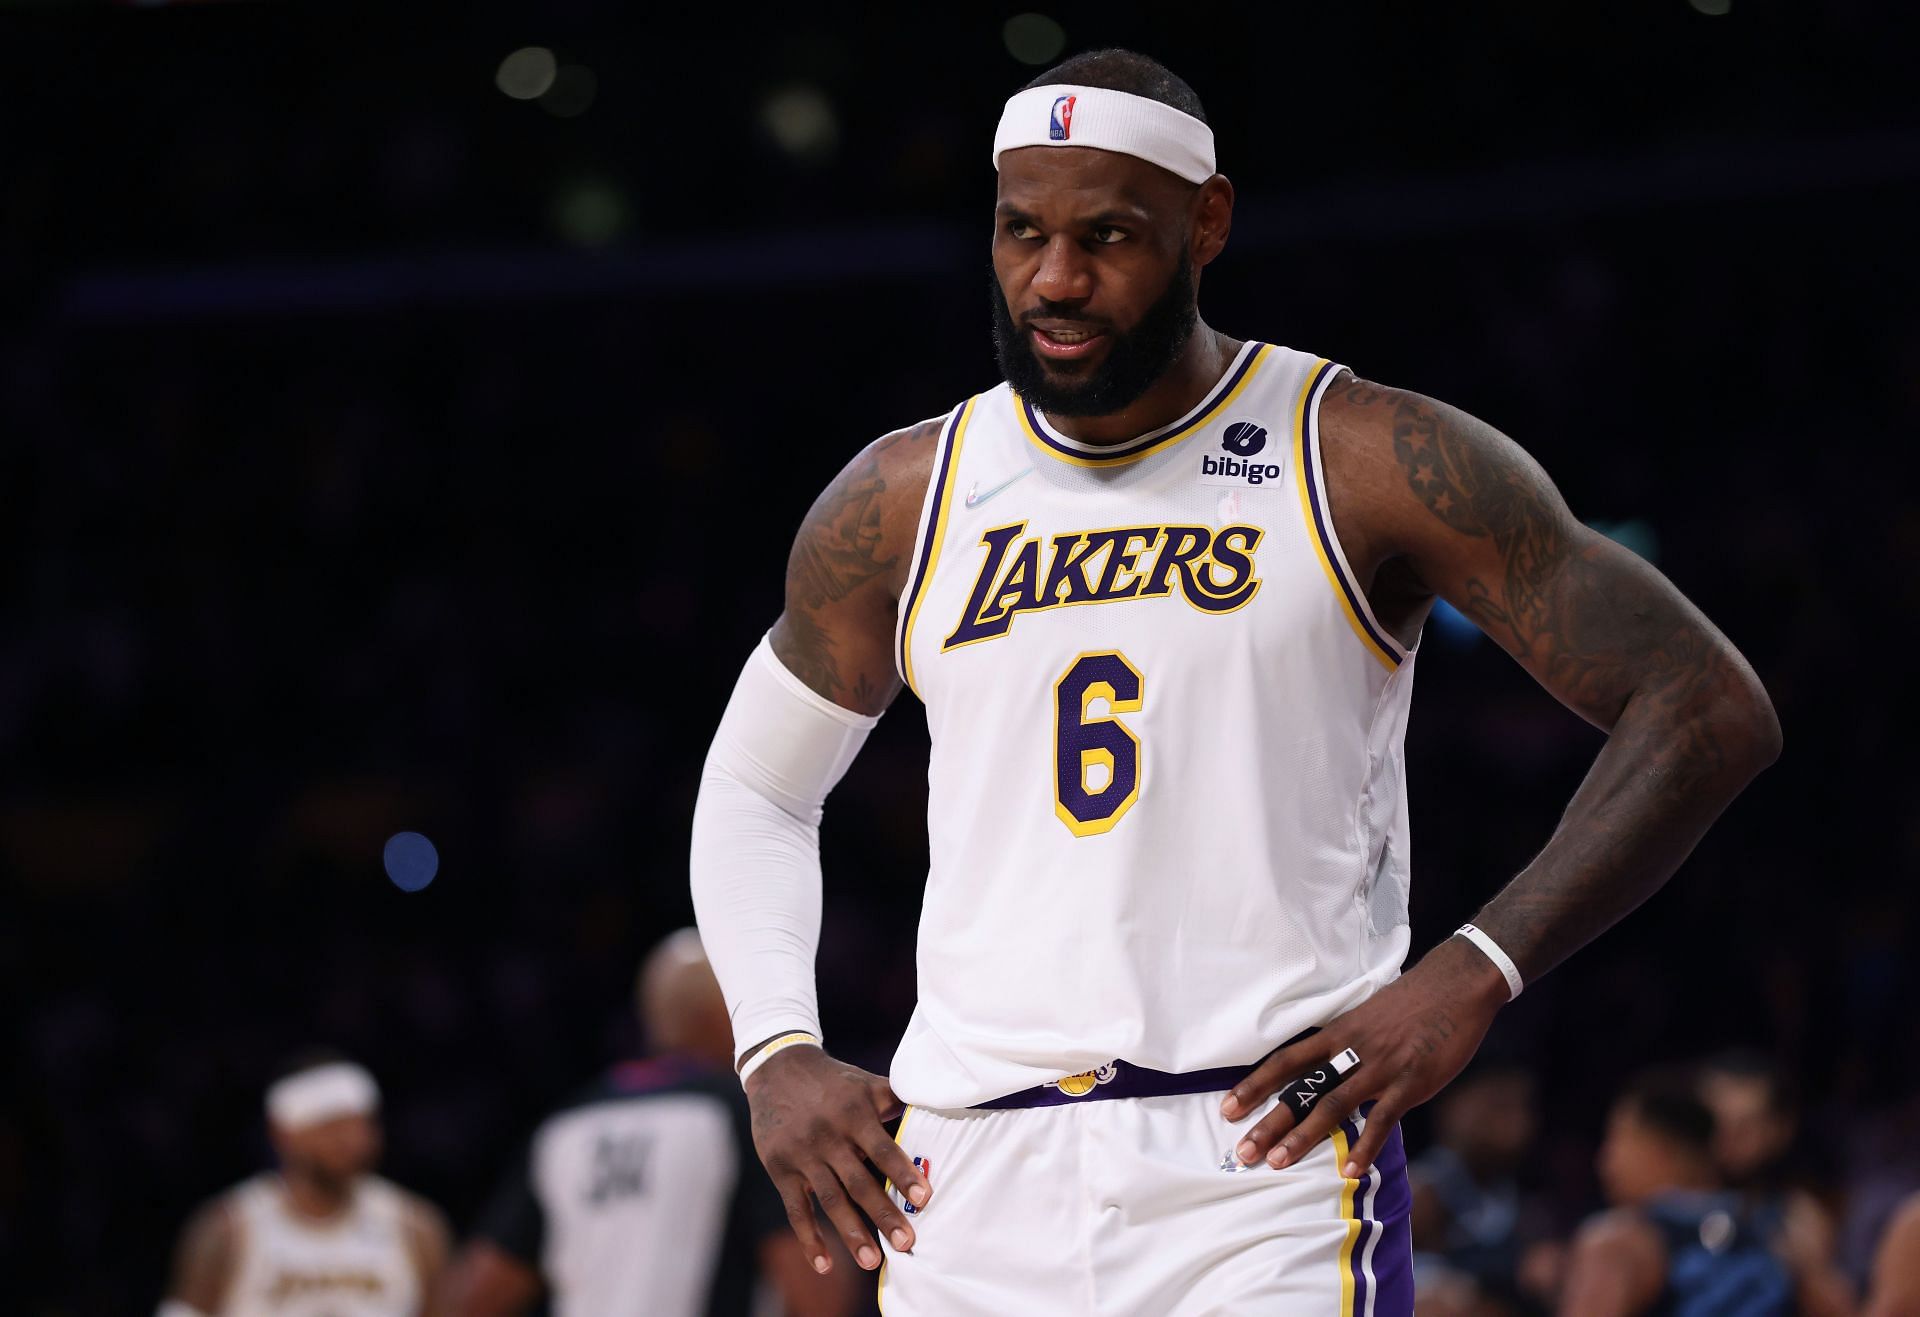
[
  {"left": 1341, "top": 379, "right": 1780, "bottom": 983},
  {"left": 771, "top": 420, "right": 940, "bottom": 712}
]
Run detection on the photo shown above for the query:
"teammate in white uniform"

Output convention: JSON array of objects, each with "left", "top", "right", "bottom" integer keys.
[
  {"left": 160, "top": 1054, "right": 447, "bottom": 1317},
  {"left": 689, "top": 49, "right": 1780, "bottom": 1315}
]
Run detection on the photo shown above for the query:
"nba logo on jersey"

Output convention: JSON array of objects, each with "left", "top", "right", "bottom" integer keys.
[
  {"left": 1049, "top": 95, "right": 1076, "bottom": 140},
  {"left": 902, "top": 1156, "right": 932, "bottom": 1214}
]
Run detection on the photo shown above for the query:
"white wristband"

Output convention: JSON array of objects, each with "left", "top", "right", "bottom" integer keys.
[
  {"left": 738, "top": 1032, "right": 822, "bottom": 1087},
  {"left": 1455, "top": 924, "right": 1524, "bottom": 1001}
]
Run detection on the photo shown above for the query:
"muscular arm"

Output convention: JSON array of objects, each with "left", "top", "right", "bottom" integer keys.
[
  {"left": 1224, "top": 376, "right": 1780, "bottom": 1177},
  {"left": 164, "top": 1200, "right": 237, "bottom": 1314},
  {"left": 695, "top": 416, "right": 942, "bottom": 1278},
  {"left": 1326, "top": 377, "right": 1781, "bottom": 982},
  {"left": 767, "top": 417, "right": 943, "bottom": 715}
]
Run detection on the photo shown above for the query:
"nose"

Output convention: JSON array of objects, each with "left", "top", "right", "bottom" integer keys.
[{"left": 1031, "top": 233, "right": 1093, "bottom": 305}]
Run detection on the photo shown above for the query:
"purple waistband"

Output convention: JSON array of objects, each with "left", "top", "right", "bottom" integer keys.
[
  {"left": 973, "top": 1060, "right": 1253, "bottom": 1110},
  {"left": 970, "top": 1029, "right": 1320, "bottom": 1111}
]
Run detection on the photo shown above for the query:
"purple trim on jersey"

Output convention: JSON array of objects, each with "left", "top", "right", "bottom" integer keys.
[
  {"left": 1019, "top": 341, "right": 1266, "bottom": 464},
  {"left": 973, "top": 1059, "right": 1251, "bottom": 1110},
  {"left": 1348, "top": 1115, "right": 1414, "bottom": 1317},
  {"left": 1345, "top": 1118, "right": 1376, "bottom": 1317},
  {"left": 1297, "top": 359, "right": 1404, "bottom": 667},
  {"left": 972, "top": 1030, "right": 1321, "bottom": 1110},
  {"left": 895, "top": 399, "right": 970, "bottom": 686}
]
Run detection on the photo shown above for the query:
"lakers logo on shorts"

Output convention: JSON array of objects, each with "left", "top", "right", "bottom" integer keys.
[{"left": 1049, "top": 1062, "right": 1119, "bottom": 1097}]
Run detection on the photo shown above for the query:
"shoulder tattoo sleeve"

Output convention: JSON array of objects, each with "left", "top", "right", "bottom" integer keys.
[{"left": 771, "top": 418, "right": 941, "bottom": 713}]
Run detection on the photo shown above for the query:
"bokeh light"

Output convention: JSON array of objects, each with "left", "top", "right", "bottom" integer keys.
[
  {"left": 382, "top": 831, "right": 440, "bottom": 892},
  {"left": 495, "top": 46, "right": 557, "bottom": 100},
  {"left": 761, "top": 86, "right": 839, "bottom": 163},
  {"left": 1003, "top": 13, "right": 1067, "bottom": 66}
]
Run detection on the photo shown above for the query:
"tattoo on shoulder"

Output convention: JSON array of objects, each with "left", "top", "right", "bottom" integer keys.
[
  {"left": 774, "top": 418, "right": 940, "bottom": 708},
  {"left": 1357, "top": 381, "right": 1577, "bottom": 652},
  {"left": 1359, "top": 378, "right": 1735, "bottom": 742}
]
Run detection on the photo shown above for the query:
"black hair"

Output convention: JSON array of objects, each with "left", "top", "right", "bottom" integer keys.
[
  {"left": 1023, "top": 49, "right": 1208, "bottom": 125},
  {"left": 1700, "top": 1047, "right": 1798, "bottom": 1117},
  {"left": 1620, "top": 1067, "right": 1716, "bottom": 1154}
]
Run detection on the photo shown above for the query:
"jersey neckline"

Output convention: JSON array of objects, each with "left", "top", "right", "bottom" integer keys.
[{"left": 1014, "top": 340, "right": 1271, "bottom": 468}]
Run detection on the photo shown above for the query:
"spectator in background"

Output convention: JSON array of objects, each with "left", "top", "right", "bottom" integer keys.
[
  {"left": 1409, "top": 1062, "right": 1562, "bottom": 1316},
  {"left": 1698, "top": 1050, "right": 1856, "bottom": 1315},
  {"left": 437, "top": 929, "right": 854, "bottom": 1317},
  {"left": 1865, "top": 1191, "right": 1920, "bottom": 1317},
  {"left": 160, "top": 1051, "right": 450, "bottom": 1317},
  {"left": 1560, "top": 1068, "right": 1790, "bottom": 1316}
]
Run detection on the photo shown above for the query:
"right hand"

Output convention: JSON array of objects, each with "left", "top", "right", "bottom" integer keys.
[{"left": 745, "top": 1044, "right": 931, "bottom": 1275}]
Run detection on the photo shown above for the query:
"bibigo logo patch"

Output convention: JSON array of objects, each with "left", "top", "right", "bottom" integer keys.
[{"left": 1199, "top": 420, "right": 1284, "bottom": 488}]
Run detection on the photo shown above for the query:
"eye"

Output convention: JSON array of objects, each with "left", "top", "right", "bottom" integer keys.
[
  {"left": 1007, "top": 220, "right": 1040, "bottom": 240},
  {"left": 1091, "top": 226, "right": 1127, "bottom": 245}
]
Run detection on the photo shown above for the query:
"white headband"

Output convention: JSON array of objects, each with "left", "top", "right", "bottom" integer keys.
[
  {"left": 266, "top": 1062, "right": 380, "bottom": 1131},
  {"left": 993, "top": 84, "right": 1216, "bottom": 185}
]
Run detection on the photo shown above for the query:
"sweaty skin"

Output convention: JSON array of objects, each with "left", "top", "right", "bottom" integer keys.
[{"left": 742, "top": 141, "right": 1779, "bottom": 1273}]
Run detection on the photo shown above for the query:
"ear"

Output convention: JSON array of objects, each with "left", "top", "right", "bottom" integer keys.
[{"left": 1190, "top": 174, "right": 1234, "bottom": 268}]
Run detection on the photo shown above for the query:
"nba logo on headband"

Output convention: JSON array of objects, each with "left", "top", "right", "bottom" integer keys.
[{"left": 1049, "top": 94, "right": 1076, "bottom": 141}]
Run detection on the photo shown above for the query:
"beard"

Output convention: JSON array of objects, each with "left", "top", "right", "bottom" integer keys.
[{"left": 990, "top": 254, "right": 1199, "bottom": 418}]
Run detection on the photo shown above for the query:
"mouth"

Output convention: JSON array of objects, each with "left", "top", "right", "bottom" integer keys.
[{"left": 1027, "top": 323, "right": 1109, "bottom": 361}]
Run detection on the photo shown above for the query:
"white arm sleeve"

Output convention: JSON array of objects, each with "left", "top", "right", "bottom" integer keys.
[{"left": 690, "top": 633, "right": 880, "bottom": 1058}]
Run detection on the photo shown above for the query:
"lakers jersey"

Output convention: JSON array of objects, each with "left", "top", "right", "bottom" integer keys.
[
  {"left": 222, "top": 1174, "right": 420, "bottom": 1317},
  {"left": 890, "top": 342, "right": 1417, "bottom": 1109}
]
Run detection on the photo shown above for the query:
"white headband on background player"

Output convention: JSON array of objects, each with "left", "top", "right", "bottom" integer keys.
[
  {"left": 265, "top": 1062, "right": 381, "bottom": 1130},
  {"left": 992, "top": 84, "right": 1217, "bottom": 185}
]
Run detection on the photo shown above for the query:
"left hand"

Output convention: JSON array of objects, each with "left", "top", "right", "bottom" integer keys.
[{"left": 1220, "top": 934, "right": 1510, "bottom": 1178}]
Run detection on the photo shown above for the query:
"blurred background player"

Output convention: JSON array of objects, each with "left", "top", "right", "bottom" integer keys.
[
  {"left": 1560, "top": 1068, "right": 1790, "bottom": 1316},
  {"left": 437, "top": 929, "right": 854, "bottom": 1317},
  {"left": 1409, "top": 1062, "right": 1565, "bottom": 1315},
  {"left": 1697, "top": 1050, "right": 1855, "bottom": 1315},
  {"left": 160, "top": 1052, "right": 448, "bottom": 1317}
]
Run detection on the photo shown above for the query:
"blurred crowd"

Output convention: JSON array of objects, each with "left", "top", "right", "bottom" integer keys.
[
  {"left": 1409, "top": 1052, "right": 1920, "bottom": 1315},
  {"left": 5, "top": 4, "right": 1918, "bottom": 1313}
]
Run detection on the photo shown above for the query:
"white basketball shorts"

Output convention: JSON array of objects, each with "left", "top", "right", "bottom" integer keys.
[{"left": 876, "top": 1089, "right": 1412, "bottom": 1315}]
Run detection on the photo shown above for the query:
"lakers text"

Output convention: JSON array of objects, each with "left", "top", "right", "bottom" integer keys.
[{"left": 944, "top": 521, "right": 1264, "bottom": 648}]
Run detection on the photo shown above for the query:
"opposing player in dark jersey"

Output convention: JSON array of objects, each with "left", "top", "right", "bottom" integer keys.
[
  {"left": 1562, "top": 1069, "right": 1792, "bottom": 1315},
  {"left": 439, "top": 930, "right": 853, "bottom": 1317}
]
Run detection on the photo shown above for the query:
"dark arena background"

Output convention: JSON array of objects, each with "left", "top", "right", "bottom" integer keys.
[{"left": 5, "top": 3, "right": 1918, "bottom": 1313}]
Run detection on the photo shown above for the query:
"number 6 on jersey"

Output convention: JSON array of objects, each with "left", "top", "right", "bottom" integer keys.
[{"left": 1054, "top": 651, "right": 1144, "bottom": 836}]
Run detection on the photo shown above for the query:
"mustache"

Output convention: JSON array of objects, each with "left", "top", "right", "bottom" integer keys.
[{"left": 1017, "top": 304, "right": 1115, "bottom": 331}]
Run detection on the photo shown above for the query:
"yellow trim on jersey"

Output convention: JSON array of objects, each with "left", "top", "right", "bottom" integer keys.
[
  {"left": 1017, "top": 343, "right": 1275, "bottom": 467},
  {"left": 1332, "top": 1124, "right": 1363, "bottom": 1316},
  {"left": 1291, "top": 360, "right": 1401, "bottom": 672},
  {"left": 901, "top": 400, "right": 977, "bottom": 698},
  {"left": 876, "top": 1104, "right": 915, "bottom": 1314}
]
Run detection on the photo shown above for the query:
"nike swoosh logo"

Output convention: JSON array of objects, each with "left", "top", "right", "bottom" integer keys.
[{"left": 963, "top": 467, "right": 1033, "bottom": 509}]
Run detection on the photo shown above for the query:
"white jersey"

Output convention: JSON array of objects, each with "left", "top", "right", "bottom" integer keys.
[
  {"left": 891, "top": 342, "right": 1417, "bottom": 1109},
  {"left": 220, "top": 1174, "right": 421, "bottom": 1317}
]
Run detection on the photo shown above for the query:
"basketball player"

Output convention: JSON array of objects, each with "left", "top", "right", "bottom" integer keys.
[
  {"left": 160, "top": 1052, "right": 449, "bottom": 1317},
  {"left": 438, "top": 930, "right": 853, "bottom": 1317},
  {"left": 689, "top": 48, "right": 1781, "bottom": 1313},
  {"left": 1561, "top": 1069, "right": 1791, "bottom": 1314}
]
